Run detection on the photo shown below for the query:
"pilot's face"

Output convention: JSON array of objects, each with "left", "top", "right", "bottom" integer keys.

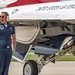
[{"left": 0, "top": 13, "right": 7, "bottom": 24}]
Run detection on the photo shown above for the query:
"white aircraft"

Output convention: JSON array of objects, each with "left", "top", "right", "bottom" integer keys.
[{"left": 0, "top": 0, "right": 75, "bottom": 75}]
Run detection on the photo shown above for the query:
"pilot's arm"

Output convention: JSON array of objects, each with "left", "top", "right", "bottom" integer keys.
[
  {"left": 11, "top": 25, "right": 16, "bottom": 54},
  {"left": 12, "top": 34, "right": 16, "bottom": 54}
]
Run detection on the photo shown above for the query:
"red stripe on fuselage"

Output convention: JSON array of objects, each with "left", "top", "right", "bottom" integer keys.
[{"left": 7, "top": 0, "right": 60, "bottom": 7}]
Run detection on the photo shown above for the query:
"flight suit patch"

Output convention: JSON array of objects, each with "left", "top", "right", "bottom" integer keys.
[
  {"left": 10, "top": 27, "right": 12, "bottom": 31},
  {"left": 0, "top": 25, "right": 4, "bottom": 30}
]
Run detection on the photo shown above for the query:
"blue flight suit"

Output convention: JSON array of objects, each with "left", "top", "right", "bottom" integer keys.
[{"left": 0, "top": 22, "right": 15, "bottom": 75}]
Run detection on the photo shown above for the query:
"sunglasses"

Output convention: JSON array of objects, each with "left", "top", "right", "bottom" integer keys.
[{"left": 0, "top": 16, "right": 5, "bottom": 18}]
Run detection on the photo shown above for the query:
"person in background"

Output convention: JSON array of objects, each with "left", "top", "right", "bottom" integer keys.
[{"left": 0, "top": 12, "right": 16, "bottom": 75}]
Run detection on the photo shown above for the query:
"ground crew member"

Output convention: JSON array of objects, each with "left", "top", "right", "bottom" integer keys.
[{"left": 0, "top": 12, "right": 16, "bottom": 75}]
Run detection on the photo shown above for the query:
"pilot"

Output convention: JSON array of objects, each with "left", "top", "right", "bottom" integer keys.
[{"left": 0, "top": 12, "right": 16, "bottom": 75}]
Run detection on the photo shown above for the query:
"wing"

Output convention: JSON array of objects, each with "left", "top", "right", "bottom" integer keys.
[{"left": 0, "top": 1, "right": 75, "bottom": 24}]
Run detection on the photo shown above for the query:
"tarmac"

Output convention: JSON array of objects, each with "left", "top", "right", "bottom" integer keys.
[{"left": 9, "top": 61, "right": 75, "bottom": 75}]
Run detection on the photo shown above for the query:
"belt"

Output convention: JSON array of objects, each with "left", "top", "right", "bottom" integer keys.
[
  {"left": 3, "top": 45, "right": 10, "bottom": 49},
  {"left": 1, "top": 45, "right": 11, "bottom": 49},
  {"left": 0, "top": 46, "right": 11, "bottom": 49}
]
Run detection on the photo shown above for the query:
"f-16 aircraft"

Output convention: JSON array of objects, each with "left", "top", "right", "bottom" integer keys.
[{"left": 0, "top": 0, "right": 75, "bottom": 75}]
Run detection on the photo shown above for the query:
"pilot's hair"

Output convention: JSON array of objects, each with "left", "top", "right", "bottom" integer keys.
[{"left": 1, "top": 12, "right": 9, "bottom": 17}]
